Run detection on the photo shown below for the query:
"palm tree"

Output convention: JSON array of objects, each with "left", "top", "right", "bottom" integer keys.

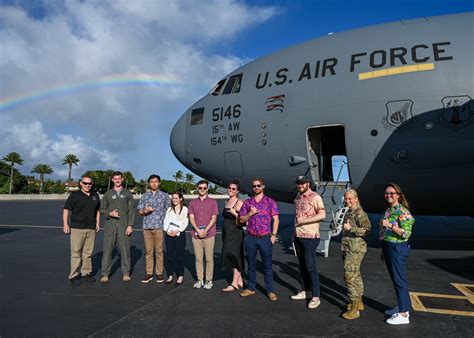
[
  {"left": 2, "top": 152, "right": 23, "bottom": 194},
  {"left": 62, "top": 154, "right": 80, "bottom": 183},
  {"left": 172, "top": 170, "right": 184, "bottom": 191},
  {"left": 185, "top": 173, "right": 194, "bottom": 194},
  {"left": 31, "top": 164, "right": 54, "bottom": 194}
]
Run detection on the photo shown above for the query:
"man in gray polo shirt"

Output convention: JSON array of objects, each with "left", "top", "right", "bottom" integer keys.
[{"left": 137, "top": 174, "right": 171, "bottom": 283}]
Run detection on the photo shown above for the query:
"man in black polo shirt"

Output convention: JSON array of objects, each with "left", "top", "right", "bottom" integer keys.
[{"left": 63, "top": 175, "right": 100, "bottom": 285}]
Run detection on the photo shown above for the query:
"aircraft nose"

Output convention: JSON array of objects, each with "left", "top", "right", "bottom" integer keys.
[{"left": 170, "top": 113, "right": 186, "bottom": 165}]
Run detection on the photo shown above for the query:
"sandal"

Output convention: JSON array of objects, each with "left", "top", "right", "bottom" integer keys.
[{"left": 222, "top": 284, "right": 239, "bottom": 292}]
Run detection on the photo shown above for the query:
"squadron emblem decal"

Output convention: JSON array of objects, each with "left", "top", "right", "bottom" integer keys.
[
  {"left": 265, "top": 94, "right": 285, "bottom": 112},
  {"left": 440, "top": 96, "right": 473, "bottom": 131},
  {"left": 382, "top": 100, "right": 414, "bottom": 130}
]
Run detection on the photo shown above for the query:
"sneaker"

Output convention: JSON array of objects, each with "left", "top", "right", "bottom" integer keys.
[
  {"left": 156, "top": 274, "right": 164, "bottom": 283},
  {"left": 193, "top": 280, "right": 204, "bottom": 289},
  {"left": 123, "top": 274, "right": 131, "bottom": 282},
  {"left": 141, "top": 274, "right": 153, "bottom": 283},
  {"left": 203, "top": 280, "right": 213, "bottom": 290},
  {"left": 100, "top": 276, "right": 109, "bottom": 283},
  {"left": 386, "top": 313, "right": 410, "bottom": 325},
  {"left": 70, "top": 275, "right": 81, "bottom": 286},
  {"left": 268, "top": 292, "right": 278, "bottom": 301},
  {"left": 384, "top": 306, "right": 399, "bottom": 317},
  {"left": 81, "top": 274, "right": 96, "bottom": 283},
  {"left": 291, "top": 291, "right": 307, "bottom": 300},
  {"left": 240, "top": 289, "right": 256, "bottom": 297},
  {"left": 308, "top": 298, "right": 321, "bottom": 309}
]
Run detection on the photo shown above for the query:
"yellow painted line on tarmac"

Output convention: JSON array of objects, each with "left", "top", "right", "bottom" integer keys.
[{"left": 410, "top": 283, "right": 474, "bottom": 317}]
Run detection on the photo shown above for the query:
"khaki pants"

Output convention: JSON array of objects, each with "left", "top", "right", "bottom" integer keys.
[
  {"left": 69, "top": 228, "right": 96, "bottom": 279},
  {"left": 143, "top": 229, "right": 164, "bottom": 275},
  {"left": 192, "top": 236, "right": 215, "bottom": 281}
]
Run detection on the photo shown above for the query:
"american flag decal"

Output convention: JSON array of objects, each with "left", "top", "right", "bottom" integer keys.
[{"left": 265, "top": 94, "right": 285, "bottom": 112}]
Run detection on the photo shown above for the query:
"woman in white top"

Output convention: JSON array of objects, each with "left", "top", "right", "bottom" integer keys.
[{"left": 163, "top": 192, "right": 189, "bottom": 285}]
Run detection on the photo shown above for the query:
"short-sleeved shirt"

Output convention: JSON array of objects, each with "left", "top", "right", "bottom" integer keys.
[
  {"left": 383, "top": 204, "right": 414, "bottom": 243},
  {"left": 239, "top": 195, "right": 279, "bottom": 236},
  {"left": 188, "top": 196, "right": 218, "bottom": 239},
  {"left": 294, "top": 190, "right": 324, "bottom": 238},
  {"left": 137, "top": 190, "right": 171, "bottom": 229},
  {"left": 64, "top": 190, "right": 100, "bottom": 229}
]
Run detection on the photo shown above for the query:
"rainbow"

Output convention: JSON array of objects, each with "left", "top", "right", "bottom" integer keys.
[{"left": 0, "top": 73, "right": 180, "bottom": 111}]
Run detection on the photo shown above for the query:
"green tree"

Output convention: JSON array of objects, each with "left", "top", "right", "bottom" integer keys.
[
  {"left": 62, "top": 154, "right": 80, "bottom": 183},
  {"left": 0, "top": 161, "right": 27, "bottom": 194},
  {"left": 172, "top": 170, "right": 184, "bottom": 192},
  {"left": 31, "top": 164, "right": 54, "bottom": 194},
  {"left": 185, "top": 173, "right": 194, "bottom": 194},
  {"left": 123, "top": 171, "right": 136, "bottom": 189},
  {"left": 2, "top": 152, "right": 24, "bottom": 194},
  {"left": 82, "top": 170, "right": 114, "bottom": 193}
]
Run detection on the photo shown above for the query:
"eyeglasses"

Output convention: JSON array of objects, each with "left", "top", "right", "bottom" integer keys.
[
  {"left": 228, "top": 187, "right": 237, "bottom": 191},
  {"left": 252, "top": 184, "right": 262, "bottom": 188},
  {"left": 384, "top": 192, "right": 398, "bottom": 196},
  {"left": 81, "top": 181, "right": 93, "bottom": 186},
  {"left": 198, "top": 187, "right": 208, "bottom": 190}
]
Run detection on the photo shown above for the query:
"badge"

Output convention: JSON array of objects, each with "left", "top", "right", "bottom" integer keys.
[
  {"left": 382, "top": 100, "right": 414, "bottom": 131},
  {"left": 112, "top": 195, "right": 117, "bottom": 199},
  {"left": 440, "top": 95, "right": 473, "bottom": 131}
]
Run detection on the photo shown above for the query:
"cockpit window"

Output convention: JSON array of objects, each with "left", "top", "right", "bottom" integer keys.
[
  {"left": 210, "top": 79, "right": 226, "bottom": 96},
  {"left": 222, "top": 73, "right": 242, "bottom": 95},
  {"left": 190, "top": 107, "right": 204, "bottom": 125}
]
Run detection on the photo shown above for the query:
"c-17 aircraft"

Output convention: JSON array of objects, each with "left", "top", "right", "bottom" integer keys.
[{"left": 170, "top": 12, "right": 473, "bottom": 217}]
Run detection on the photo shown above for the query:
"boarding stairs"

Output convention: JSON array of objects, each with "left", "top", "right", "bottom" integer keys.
[{"left": 313, "top": 163, "right": 350, "bottom": 257}]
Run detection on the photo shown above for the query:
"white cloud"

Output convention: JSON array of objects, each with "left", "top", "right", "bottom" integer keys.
[
  {"left": 0, "top": 119, "right": 118, "bottom": 178},
  {"left": 0, "top": 0, "right": 279, "bottom": 179}
]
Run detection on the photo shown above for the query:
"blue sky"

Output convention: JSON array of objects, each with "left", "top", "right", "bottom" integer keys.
[{"left": 0, "top": 0, "right": 472, "bottom": 182}]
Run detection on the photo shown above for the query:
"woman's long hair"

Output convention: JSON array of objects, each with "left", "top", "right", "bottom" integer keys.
[{"left": 384, "top": 183, "right": 410, "bottom": 209}]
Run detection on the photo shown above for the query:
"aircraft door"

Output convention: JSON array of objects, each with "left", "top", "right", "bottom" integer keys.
[{"left": 306, "top": 125, "right": 349, "bottom": 183}]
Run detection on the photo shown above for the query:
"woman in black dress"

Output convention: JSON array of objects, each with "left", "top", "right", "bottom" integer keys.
[{"left": 221, "top": 180, "right": 245, "bottom": 291}]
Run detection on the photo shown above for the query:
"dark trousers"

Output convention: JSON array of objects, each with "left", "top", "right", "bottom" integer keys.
[
  {"left": 165, "top": 233, "right": 186, "bottom": 277},
  {"left": 244, "top": 235, "right": 274, "bottom": 292},
  {"left": 294, "top": 237, "right": 321, "bottom": 297},
  {"left": 382, "top": 241, "right": 411, "bottom": 312}
]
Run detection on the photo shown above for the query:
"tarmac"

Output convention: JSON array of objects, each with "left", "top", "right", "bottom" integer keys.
[{"left": 0, "top": 199, "right": 473, "bottom": 337}]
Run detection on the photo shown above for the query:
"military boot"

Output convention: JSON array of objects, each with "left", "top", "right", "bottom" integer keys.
[
  {"left": 342, "top": 300, "right": 361, "bottom": 320},
  {"left": 346, "top": 299, "right": 365, "bottom": 311}
]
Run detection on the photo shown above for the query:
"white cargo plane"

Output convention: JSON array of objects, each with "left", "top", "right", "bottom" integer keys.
[{"left": 170, "top": 12, "right": 474, "bottom": 216}]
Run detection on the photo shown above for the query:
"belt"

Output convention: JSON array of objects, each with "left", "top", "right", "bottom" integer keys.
[{"left": 247, "top": 233, "right": 271, "bottom": 238}]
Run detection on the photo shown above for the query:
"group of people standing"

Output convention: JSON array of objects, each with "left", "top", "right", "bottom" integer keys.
[{"left": 63, "top": 172, "right": 414, "bottom": 326}]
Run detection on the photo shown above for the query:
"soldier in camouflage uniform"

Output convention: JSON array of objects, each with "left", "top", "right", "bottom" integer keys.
[{"left": 341, "top": 189, "right": 371, "bottom": 320}]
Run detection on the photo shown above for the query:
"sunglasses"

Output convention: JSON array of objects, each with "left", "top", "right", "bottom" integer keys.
[
  {"left": 198, "top": 187, "right": 208, "bottom": 190},
  {"left": 384, "top": 192, "right": 397, "bottom": 196},
  {"left": 228, "top": 187, "right": 237, "bottom": 191},
  {"left": 252, "top": 184, "right": 262, "bottom": 188},
  {"left": 81, "top": 181, "right": 93, "bottom": 186}
]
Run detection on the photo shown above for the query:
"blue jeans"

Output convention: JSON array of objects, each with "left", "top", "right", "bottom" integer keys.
[
  {"left": 383, "top": 241, "right": 411, "bottom": 312},
  {"left": 244, "top": 235, "right": 274, "bottom": 292},
  {"left": 294, "top": 237, "right": 320, "bottom": 297}
]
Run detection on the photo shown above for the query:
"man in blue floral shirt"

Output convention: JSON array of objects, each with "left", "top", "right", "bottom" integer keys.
[{"left": 137, "top": 174, "right": 171, "bottom": 283}]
